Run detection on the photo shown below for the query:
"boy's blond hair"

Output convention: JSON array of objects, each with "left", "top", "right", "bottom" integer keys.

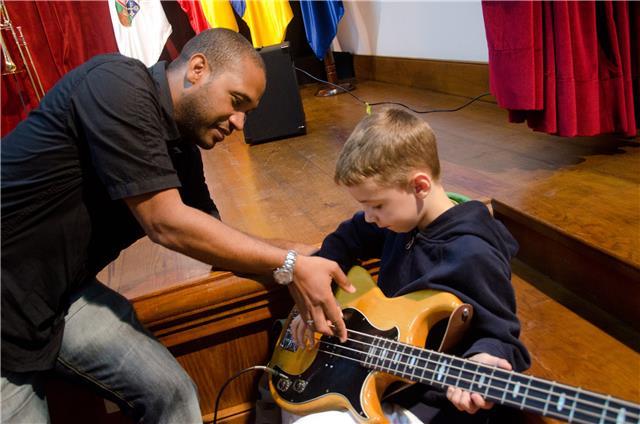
[{"left": 335, "top": 108, "right": 440, "bottom": 188}]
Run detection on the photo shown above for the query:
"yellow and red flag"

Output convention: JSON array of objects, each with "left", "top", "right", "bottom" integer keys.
[
  {"left": 232, "top": 0, "right": 293, "bottom": 47},
  {"left": 178, "top": 0, "right": 238, "bottom": 33}
]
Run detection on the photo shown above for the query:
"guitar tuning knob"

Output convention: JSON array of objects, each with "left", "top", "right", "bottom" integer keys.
[
  {"left": 293, "top": 379, "right": 308, "bottom": 393},
  {"left": 461, "top": 307, "right": 470, "bottom": 321},
  {"left": 277, "top": 378, "right": 292, "bottom": 392}
]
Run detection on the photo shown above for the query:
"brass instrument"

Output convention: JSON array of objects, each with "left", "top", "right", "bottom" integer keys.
[{"left": 1, "top": 0, "right": 45, "bottom": 100}]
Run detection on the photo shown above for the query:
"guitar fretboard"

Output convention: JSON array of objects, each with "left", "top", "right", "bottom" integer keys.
[
  {"left": 344, "top": 333, "right": 638, "bottom": 424},
  {"left": 277, "top": 313, "right": 639, "bottom": 424}
]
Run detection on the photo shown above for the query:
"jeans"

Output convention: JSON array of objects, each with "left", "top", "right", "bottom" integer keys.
[{"left": 1, "top": 279, "right": 202, "bottom": 423}]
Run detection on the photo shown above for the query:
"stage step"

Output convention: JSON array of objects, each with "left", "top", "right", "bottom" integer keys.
[{"left": 493, "top": 199, "right": 640, "bottom": 336}]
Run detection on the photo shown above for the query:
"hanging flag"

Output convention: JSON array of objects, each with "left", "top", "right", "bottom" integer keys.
[
  {"left": 177, "top": 0, "right": 211, "bottom": 34},
  {"left": 200, "top": 0, "right": 238, "bottom": 31},
  {"left": 232, "top": 0, "right": 293, "bottom": 48},
  {"left": 230, "top": 0, "right": 245, "bottom": 17},
  {"left": 300, "top": 0, "right": 344, "bottom": 60},
  {"left": 177, "top": 0, "right": 238, "bottom": 33},
  {"left": 109, "top": 0, "right": 172, "bottom": 66}
]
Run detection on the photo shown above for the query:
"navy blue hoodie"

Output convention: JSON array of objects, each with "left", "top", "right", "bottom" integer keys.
[{"left": 317, "top": 200, "right": 531, "bottom": 372}]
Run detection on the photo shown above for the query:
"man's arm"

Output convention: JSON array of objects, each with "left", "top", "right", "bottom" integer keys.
[
  {"left": 169, "top": 143, "right": 221, "bottom": 220},
  {"left": 124, "top": 188, "right": 354, "bottom": 340},
  {"left": 255, "top": 238, "right": 319, "bottom": 257}
]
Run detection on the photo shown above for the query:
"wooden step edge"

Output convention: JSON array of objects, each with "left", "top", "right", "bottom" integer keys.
[
  {"left": 492, "top": 198, "right": 640, "bottom": 328},
  {"left": 512, "top": 259, "right": 640, "bottom": 353}
]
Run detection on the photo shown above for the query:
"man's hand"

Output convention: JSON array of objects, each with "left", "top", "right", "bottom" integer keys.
[
  {"left": 290, "top": 314, "right": 316, "bottom": 349},
  {"left": 288, "top": 255, "right": 354, "bottom": 342},
  {"left": 446, "top": 352, "right": 512, "bottom": 414}
]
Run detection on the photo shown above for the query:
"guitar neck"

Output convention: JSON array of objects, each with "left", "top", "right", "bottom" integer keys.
[{"left": 362, "top": 338, "right": 639, "bottom": 424}]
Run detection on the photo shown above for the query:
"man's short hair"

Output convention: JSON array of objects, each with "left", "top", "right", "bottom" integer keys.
[
  {"left": 171, "top": 28, "right": 264, "bottom": 75},
  {"left": 335, "top": 108, "right": 440, "bottom": 188}
]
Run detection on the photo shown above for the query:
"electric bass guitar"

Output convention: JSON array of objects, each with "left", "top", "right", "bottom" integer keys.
[{"left": 268, "top": 266, "right": 640, "bottom": 424}]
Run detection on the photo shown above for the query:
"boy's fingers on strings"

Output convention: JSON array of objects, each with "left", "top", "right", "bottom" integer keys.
[
  {"left": 446, "top": 387, "right": 493, "bottom": 414},
  {"left": 468, "top": 353, "right": 512, "bottom": 371},
  {"left": 471, "top": 393, "right": 493, "bottom": 410},
  {"left": 447, "top": 387, "right": 478, "bottom": 414}
]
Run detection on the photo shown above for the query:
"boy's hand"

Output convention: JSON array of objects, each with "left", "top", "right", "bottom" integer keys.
[
  {"left": 446, "top": 353, "right": 512, "bottom": 414},
  {"left": 288, "top": 255, "right": 355, "bottom": 342}
]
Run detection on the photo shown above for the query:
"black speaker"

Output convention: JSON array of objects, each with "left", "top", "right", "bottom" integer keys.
[{"left": 243, "top": 43, "right": 306, "bottom": 145}]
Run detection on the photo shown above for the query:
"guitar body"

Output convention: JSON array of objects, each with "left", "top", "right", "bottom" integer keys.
[
  {"left": 268, "top": 266, "right": 470, "bottom": 423},
  {"left": 270, "top": 267, "right": 640, "bottom": 424}
]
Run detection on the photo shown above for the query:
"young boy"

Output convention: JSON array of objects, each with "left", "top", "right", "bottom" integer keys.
[{"left": 283, "top": 108, "right": 530, "bottom": 423}]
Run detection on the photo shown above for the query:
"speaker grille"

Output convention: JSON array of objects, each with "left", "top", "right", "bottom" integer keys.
[{"left": 243, "top": 43, "right": 306, "bottom": 145}]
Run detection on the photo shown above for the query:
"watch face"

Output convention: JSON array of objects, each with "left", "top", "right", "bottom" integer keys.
[{"left": 274, "top": 269, "right": 292, "bottom": 285}]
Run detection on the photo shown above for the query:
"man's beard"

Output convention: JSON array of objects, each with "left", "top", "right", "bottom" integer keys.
[{"left": 174, "top": 92, "right": 209, "bottom": 146}]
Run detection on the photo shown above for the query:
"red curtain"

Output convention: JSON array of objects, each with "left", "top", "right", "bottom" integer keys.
[
  {"left": 482, "top": 1, "right": 639, "bottom": 137},
  {"left": 1, "top": 1, "right": 118, "bottom": 136}
]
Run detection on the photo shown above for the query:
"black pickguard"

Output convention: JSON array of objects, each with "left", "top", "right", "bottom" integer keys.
[{"left": 273, "top": 308, "right": 398, "bottom": 419}]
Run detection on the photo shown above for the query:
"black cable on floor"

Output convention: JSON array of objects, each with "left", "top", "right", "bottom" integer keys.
[
  {"left": 212, "top": 365, "right": 288, "bottom": 424},
  {"left": 295, "top": 66, "right": 491, "bottom": 115}
]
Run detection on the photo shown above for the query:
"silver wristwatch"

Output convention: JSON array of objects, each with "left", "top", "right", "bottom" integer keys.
[{"left": 273, "top": 250, "right": 297, "bottom": 285}]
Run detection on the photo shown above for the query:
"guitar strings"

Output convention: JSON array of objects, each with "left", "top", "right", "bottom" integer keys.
[
  {"left": 293, "top": 330, "right": 639, "bottom": 423},
  {"left": 317, "top": 339, "right": 615, "bottom": 421},
  {"left": 312, "top": 338, "right": 637, "bottom": 424},
  {"left": 344, "top": 327, "right": 640, "bottom": 412},
  {"left": 345, "top": 330, "right": 640, "bottom": 419}
]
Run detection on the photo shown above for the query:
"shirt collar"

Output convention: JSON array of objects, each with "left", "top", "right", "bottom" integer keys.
[{"left": 148, "top": 61, "right": 180, "bottom": 141}]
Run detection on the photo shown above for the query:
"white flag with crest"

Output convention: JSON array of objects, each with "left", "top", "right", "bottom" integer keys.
[{"left": 109, "top": 0, "right": 172, "bottom": 66}]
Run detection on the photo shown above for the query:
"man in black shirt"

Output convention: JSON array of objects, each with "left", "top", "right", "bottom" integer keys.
[{"left": 1, "top": 28, "right": 353, "bottom": 423}]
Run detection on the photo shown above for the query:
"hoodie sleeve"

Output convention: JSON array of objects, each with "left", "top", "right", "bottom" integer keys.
[
  {"left": 316, "top": 211, "right": 387, "bottom": 272},
  {"left": 431, "top": 236, "right": 531, "bottom": 372}
]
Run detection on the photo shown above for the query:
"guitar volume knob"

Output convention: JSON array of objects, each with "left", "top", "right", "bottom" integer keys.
[
  {"left": 293, "top": 379, "right": 308, "bottom": 393},
  {"left": 277, "top": 378, "right": 292, "bottom": 392}
]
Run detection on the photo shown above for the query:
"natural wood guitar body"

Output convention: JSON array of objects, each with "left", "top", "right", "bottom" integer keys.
[{"left": 268, "top": 266, "right": 471, "bottom": 423}]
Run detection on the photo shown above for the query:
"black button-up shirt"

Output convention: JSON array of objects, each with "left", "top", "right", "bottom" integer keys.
[{"left": 1, "top": 54, "right": 218, "bottom": 372}]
